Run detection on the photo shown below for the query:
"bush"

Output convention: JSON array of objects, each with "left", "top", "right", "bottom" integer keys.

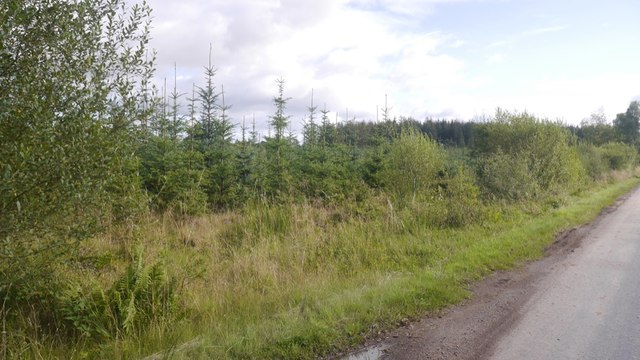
[
  {"left": 600, "top": 142, "right": 637, "bottom": 171},
  {"left": 383, "top": 129, "right": 445, "bottom": 203},
  {"left": 384, "top": 130, "right": 482, "bottom": 227},
  {"left": 0, "top": 246, "right": 179, "bottom": 357},
  {"left": 577, "top": 143, "right": 608, "bottom": 181},
  {"left": 478, "top": 148, "right": 540, "bottom": 201},
  {"left": 406, "top": 164, "right": 484, "bottom": 228},
  {"left": 0, "top": 0, "right": 154, "bottom": 337},
  {"left": 474, "top": 110, "right": 586, "bottom": 201},
  {"left": 576, "top": 142, "right": 637, "bottom": 182}
]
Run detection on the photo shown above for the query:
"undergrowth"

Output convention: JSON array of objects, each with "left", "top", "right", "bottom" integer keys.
[{"left": 4, "top": 174, "right": 637, "bottom": 359}]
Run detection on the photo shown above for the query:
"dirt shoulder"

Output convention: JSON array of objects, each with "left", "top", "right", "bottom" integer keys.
[{"left": 337, "top": 194, "right": 630, "bottom": 360}]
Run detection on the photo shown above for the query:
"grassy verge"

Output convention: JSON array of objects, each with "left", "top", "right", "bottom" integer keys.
[
  {"left": 144, "top": 178, "right": 640, "bottom": 359},
  {"left": 18, "top": 177, "right": 638, "bottom": 359}
]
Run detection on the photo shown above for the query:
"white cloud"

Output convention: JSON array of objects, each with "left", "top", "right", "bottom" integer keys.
[
  {"left": 458, "top": 73, "right": 640, "bottom": 123},
  {"left": 488, "top": 39, "right": 511, "bottom": 48},
  {"left": 488, "top": 24, "right": 568, "bottom": 49},
  {"left": 144, "top": 0, "right": 472, "bottom": 133},
  {"left": 139, "top": 0, "right": 639, "bottom": 134},
  {"left": 348, "top": 0, "right": 489, "bottom": 16},
  {"left": 524, "top": 25, "right": 569, "bottom": 36},
  {"left": 524, "top": 74, "right": 640, "bottom": 122},
  {"left": 486, "top": 53, "right": 505, "bottom": 64},
  {"left": 450, "top": 39, "right": 466, "bottom": 48}
]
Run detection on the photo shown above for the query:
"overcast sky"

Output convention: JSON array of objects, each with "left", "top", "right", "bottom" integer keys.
[{"left": 143, "top": 0, "right": 640, "bottom": 136}]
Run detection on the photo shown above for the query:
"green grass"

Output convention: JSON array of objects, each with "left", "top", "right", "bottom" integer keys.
[
  {"left": 9, "top": 177, "right": 639, "bottom": 359},
  {"left": 148, "top": 178, "right": 639, "bottom": 359}
]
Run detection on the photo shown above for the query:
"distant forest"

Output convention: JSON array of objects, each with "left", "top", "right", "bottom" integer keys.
[{"left": 314, "top": 111, "right": 636, "bottom": 149}]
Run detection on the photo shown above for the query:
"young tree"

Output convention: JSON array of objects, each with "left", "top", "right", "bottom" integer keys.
[
  {"left": 206, "top": 84, "right": 238, "bottom": 209},
  {"left": 302, "top": 89, "right": 319, "bottom": 146},
  {"left": 382, "top": 94, "right": 392, "bottom": 122},
  {"left": 383, "top": 130, "right": 445, "bottom": 203},
  {"left": 0, "top": 0, "right": 153, "bottom": 316},
  {"left": 271, "top": 78, "right": 292, "bottom": 141},
  {"left": 261, "top": 78, "right": 294, "bottom": 198},
  {"left": 147, "top": 81, "right": 169, "bottom": 137},
  {"left": 195, "top": 46, "right": 219, "bottom": 144},
  {"left": 189, "top": 48, "right": 238, "bottom": 209},
  {"left": 319, "top": 105, "right": 336, "bottom": 146},
  {"left": 168, "top": 63, "right": 186, "bottom": 139}
]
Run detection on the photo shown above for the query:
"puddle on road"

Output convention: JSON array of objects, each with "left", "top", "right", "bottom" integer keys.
[{"left": 342, "top": 343, "right": 389, "bottom": 360}]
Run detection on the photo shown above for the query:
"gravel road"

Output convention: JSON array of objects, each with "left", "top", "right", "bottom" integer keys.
[{"left": 339, "top": 187, "right": 640, "bottom": 360}]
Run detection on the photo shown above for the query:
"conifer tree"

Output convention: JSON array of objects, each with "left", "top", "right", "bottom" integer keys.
[
  {"left": 216, "top": 84, "right": 234, "bottom": 143},
  {"left": 138, "top": 51, "right": 157, "bottom": 135},
  {"left": 262, "top": 78, "right": 293, "bottom": 198},
  {"left": 236, "top": 116, "right": 256, "bottom": 202},
  {"left": 189, "top": 47, "right": 238, "bottom": 208},
  {"left": 270, "top": 78, "right": 292, "bottom": 141},
  {"left": 207, "top": 84, "right": 237, "bottom": 209},
  {"left": 319, "top": 105, "right": 336, "bottom": 146},
  {"left": 168, "top": 63, "right": 186, "bottom": 139},
  {"left": 250, "top": 114, "right": 259, "bottom": 143},
  {"left": 196, "top": 45, "right": 219, "bottom": 144},
  {"left": 136, "top": 66, "right": 207, "bottom": 214},
  {"left": 382, "top": 94, "right": 392, "bottom": 122},
  {"left": 303, "top": 89, "right": 319, "bottom": 146},
  {"left": 149, "top": 79, "right": 170, "bottom": 137}
]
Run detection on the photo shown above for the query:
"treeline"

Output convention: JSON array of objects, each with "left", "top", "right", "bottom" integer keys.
[
  {"left": 136, "top": 62, "right": 640, "bottom": 215},
  {"left": 324, "top": 105, "right": 640, "bottom": 150},
  {"left": 321, "top": 118, "right": 476, "bottom": 147}
]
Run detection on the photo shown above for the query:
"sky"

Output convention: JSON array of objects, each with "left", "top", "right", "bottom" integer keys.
[{"left": 142, "top": 0, "right": 640, "bottom": 136}]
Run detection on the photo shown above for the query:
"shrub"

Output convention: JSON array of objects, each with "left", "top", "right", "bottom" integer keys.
[
  {"left": 434, "top": 164, "right": 484, "bottom": 227},
  {"left": 383, "top": 129, "right": 445, "bottom": 203},
  {"left": 599, "top": 142, "right": 637, "bottom": 171},
  {"left": 384, "top": 130, "right": 482, "bottom": 227},
  {"left": 478, "top": 148, "right": 540, "bottom": 201},
  {"left": 0, "top": 0, "right": 154, "bottom": 336},
  {"left": 577, "top": 143, "right": 608, "bottom": 181},
  {"left": 474, "top": 110, "right": 586, "bottom": 201}
]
